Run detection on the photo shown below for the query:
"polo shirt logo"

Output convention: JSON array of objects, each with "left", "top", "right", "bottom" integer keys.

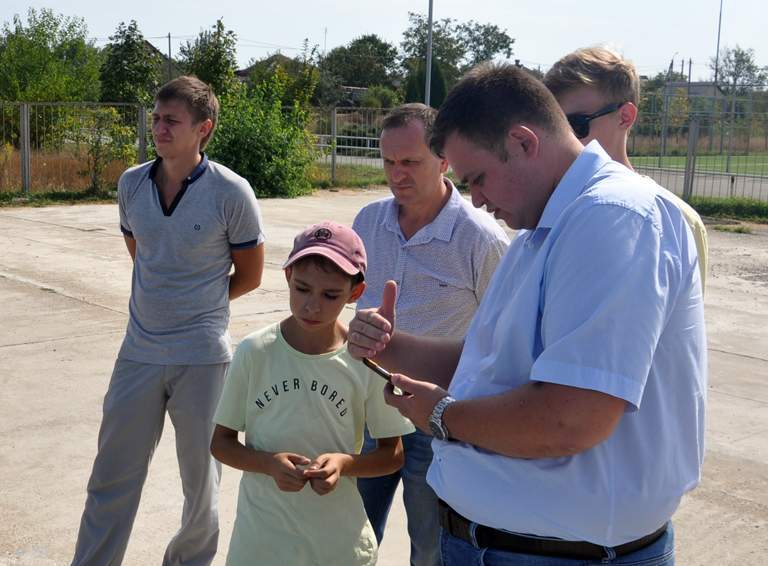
[{"left": 194, "top": 224, "right": 201, "bottom": 231}]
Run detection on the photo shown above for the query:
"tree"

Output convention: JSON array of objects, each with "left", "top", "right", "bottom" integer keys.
[
  {"left": 0, "top": 8, "right": 101, "bottom": 102},
  {"left": 319, "top": 34, "right": 400, "bottom": 88},
  {"left": 178, "top": 19, "right": 238, "bottom": 96},
  {"left": 400, "top": 12, "right": 514, "bottom": 86},
  {"left": 100, "top": 21, "right": 161, "bottom": 104},
  {"left": 404, "top": 58, "right": 447, "bottom": 107},
  {"left": 248, "top": 41, "right": 319, "bottom": 108},
  {"left": 710, "top": 45, "right": 767, "bottom": 95},
  {"left": 360, "top": 85, "right": 402, "bottom": 108}
]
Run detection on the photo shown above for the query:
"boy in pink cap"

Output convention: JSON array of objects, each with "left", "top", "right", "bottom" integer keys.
[{"left": 210, "top": 221, "right": 414, "bottom": 566}]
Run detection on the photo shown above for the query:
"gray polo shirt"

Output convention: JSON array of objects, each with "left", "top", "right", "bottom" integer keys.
[
  {"left": 118, "top": 156, "right": 264, "bottom": 365},
  {"left": 353, "top": 180, "right": 509, "bottom": 338}
]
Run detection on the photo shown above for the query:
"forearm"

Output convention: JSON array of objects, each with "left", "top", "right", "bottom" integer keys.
[
  {"left": 340, "top": 439, "right": 404, "bottom": 478},
  {"left": 376, "top": 333, "right": 462, "bottom": 389},
  {"left": 228, "top": 271, "right": 261, "bottom": 300},
  {"left": 442, "top": 382, "right": 626, "bottom": 459},
  {"left": 229, "top": 244, "right": 264, "bottom": 300},
  {"left": 211, "top": 434, "right": 274, "bottom": 474}
]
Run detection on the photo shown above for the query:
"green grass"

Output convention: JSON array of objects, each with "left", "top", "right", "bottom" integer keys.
[
  {"left": 0, "top": 190, "right": 115, "bottom": 207},
  {"left": 689, "top": 197, "right": 768, "bottom": 223},
  {"left": 631, "top": 154, "right": 768, "bottom": 176},
  {"left": 309, "top": 163, "right": 386, "bottom": 189},
  {"left": 712, "top": 224, "right": 754, "bottom": 234}
]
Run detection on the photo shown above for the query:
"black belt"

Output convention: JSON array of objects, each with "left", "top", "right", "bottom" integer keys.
[{"left": 438, "top": 500, "right": 667, "bottom": 560}]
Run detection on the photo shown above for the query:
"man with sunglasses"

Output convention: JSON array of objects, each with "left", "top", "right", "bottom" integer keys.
[{"left": 544, "top": 47, "right": 708, "bottom": 290}]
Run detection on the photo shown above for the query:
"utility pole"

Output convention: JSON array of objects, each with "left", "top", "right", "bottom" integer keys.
[
  {"left": 424, "top": 0, "right": 434, "bottom": 107},
  {"left": 714, "top": 0, "right": 724, "bottom": 85},
  {"left": 167, "top": 33, "right": 172, "bottom": 81},
  {"left": 688, "top": 58, "right": 693, "bottom": 94}
]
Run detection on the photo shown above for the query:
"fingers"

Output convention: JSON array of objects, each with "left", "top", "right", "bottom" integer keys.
[
  {"left": 378, "top": 280, "right": 397, "bottom": 324},
  {"left": 285, "top": 453, "right": 311, "bottom": 467},
  {"left": 348, "top": 310, "right": 392, "bottom": 359},
  {"left": 309, "top": 477, "right": 334, "bottom": 495},
  {"left": 303, "top": 467, "right": 330, "bottom": 480}
]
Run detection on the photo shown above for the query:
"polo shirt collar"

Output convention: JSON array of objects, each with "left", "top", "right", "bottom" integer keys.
[
  {"left": 148, "top": 153, "right": 209, "bottom": 186},
  {"left": 384, "top": 178, "right": 463, "bottom": 244},
  {"left": 536, "top": 141, "right": 612, "bottom": 229}
]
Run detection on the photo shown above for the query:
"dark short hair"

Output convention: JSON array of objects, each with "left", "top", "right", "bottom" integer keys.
[
  {"left": 290, "top": 254, "right": 365, "bottom": 287},
  {"left": 380, "top": 103, "right": 437, "bottom": 143},
  {"left": 156, "top": 76, "right": 219, "bottom": 149},
  {"left": 430, "top": 63, "right": 568, "bottom": 159}
]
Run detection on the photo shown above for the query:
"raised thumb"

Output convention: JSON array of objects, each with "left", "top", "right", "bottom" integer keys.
[{"left": 377, "top": 280, "right": 397, "bottom": 325}]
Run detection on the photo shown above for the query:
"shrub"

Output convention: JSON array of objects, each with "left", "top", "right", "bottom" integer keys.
[
  {"left": 689, "top": 197, "right": 768, "bottom": 222},
  {"left": 207, "top": 75, "right": 315, "bottom": 198},
  {"left": 65, "top": 106, "right": 137, "bottom": 194}
]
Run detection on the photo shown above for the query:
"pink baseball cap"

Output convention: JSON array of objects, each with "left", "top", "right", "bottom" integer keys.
[{"left": 283, "top": 221, "right": 367, "bottom": 277}]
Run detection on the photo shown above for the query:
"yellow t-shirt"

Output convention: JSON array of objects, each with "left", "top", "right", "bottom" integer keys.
[
  {"left": 668, "top": 193, "right": 709, "bottom": 293},
  {"left": 641, "top": 177, "right": 709, "bottom": 293},
  {"left": 214, "top": 323, "right": 415, "bottom": 566}
]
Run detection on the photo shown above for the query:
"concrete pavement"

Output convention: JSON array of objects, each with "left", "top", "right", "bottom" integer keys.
[{"left": 1, "top": 188, "right": 767, "bottom": 565}]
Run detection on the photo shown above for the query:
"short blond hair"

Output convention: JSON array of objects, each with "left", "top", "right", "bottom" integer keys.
[{"left": 544, "top": 47, "right": 639, "bottom": 106}]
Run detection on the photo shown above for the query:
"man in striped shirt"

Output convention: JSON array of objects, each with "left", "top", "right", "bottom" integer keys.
[{"left": 353, "top": 103, "right": 509, "bottom": 566}]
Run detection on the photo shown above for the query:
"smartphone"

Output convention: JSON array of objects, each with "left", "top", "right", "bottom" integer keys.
[{"left": 362, "top": 358, "right": 393, "bottom": 382}]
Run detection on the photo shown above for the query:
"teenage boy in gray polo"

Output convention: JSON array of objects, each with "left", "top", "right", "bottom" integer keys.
[
  {"left": 353, "top": 103, "right": 508, "bottom": 566},
  {"left": 72, "top": 76, "right": 265, "bottom": 566}
]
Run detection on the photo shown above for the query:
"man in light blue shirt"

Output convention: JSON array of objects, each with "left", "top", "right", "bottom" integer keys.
[
  {"left": 348, "top": 64, "right": 706, "bottom": 565},
  {"left": 353, "top": 103, "right": 508, "bottom": 566}
]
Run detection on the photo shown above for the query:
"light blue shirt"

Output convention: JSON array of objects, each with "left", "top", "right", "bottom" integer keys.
[
  {"left": 353, "top": 180, "right": 509, "bottom": 338},
  {"left": 428, "top": 142, "right": 707, "bottom": 546}
]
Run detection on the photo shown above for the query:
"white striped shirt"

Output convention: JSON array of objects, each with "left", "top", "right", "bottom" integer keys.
[{"left": 353, "top": 180, "right": 509, "bottom": 339}]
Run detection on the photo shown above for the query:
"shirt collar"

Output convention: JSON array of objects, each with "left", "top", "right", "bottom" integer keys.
[
  {"left": 536, "top": 141, "right": 612, "bottom": 229},
  {"left": 148, "top": 153, "right": 209, "bottom": 186},
  {"left": 384, "top": 178, "right": 463, "bottom": 244}
]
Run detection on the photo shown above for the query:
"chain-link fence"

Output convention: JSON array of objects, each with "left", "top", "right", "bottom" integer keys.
[
  {"left": 630, "top": 111, "right": 768, "bottom": 200},
  {"left": 3, "top": 101, "right": 768, "bottom": 202},
  {"left": 0, "top": 102, "right": 148, "bottom": 194}
]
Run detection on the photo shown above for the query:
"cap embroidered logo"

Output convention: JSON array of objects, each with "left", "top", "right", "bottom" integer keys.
[{"left": 314, "top": 228, "right": 332, "bottom": 240}]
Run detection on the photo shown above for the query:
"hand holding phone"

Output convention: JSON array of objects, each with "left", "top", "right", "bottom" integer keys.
[{"left": 362, "top": 358, "right": 407, "bottom": 396}]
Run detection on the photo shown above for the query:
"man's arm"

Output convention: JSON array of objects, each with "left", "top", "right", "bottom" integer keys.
[
  {"left": 374, "top": 332, "right": 462, "bottom": 389},
  {"left": 229, "top": 244, "right": 264, "bottom": 300},
  {"left": 385, "top": 374, "right": 626, "bottom": 459},
  {"left": 123, "top": 235, "right": 136, "bottom": 261}
]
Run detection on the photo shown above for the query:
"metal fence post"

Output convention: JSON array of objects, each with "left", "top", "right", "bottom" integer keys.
[
  {"left": 683, "top": 118, "right": 699, "bottom": 202},
  {"left": 659, "top": 91, "right": 670, "bottom": 167},
  {"left": 725, "top": 90, "right": 736, "bottom": 174},
  {"left": 20, "top": 103, "right": 31, "bottom": 195},
  {"left": 137, "top": 104, "right": 148, "bottom": 163},
  {"left": 331, "top": 107, "right": 337, "bottom": 186}
]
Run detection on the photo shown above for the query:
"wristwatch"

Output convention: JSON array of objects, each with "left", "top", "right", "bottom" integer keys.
[{"left": 428, "top": 395, "right": 456, "bottom": 441}]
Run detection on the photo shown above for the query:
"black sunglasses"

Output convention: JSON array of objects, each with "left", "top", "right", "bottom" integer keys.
[{"left": 566, "top": 102, "right": 624, "bottom": 139}]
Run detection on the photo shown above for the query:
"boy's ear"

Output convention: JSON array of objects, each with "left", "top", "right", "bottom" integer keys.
[
  {"left": 198, "top": 118, "right": 214, "bottom": 138},
  {"left": 284, "top": 267, "right": 292, "bottom": 283},
  {"left": 348, "top": 281, "right": 366, "bottom": 303},
  {"left": 619, "top": 102, "right": 638, "bottom": 131}
]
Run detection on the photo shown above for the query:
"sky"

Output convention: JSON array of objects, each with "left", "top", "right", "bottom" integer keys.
[{"left": 4, "top": 0, "right": 766, "bottom": 81}]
